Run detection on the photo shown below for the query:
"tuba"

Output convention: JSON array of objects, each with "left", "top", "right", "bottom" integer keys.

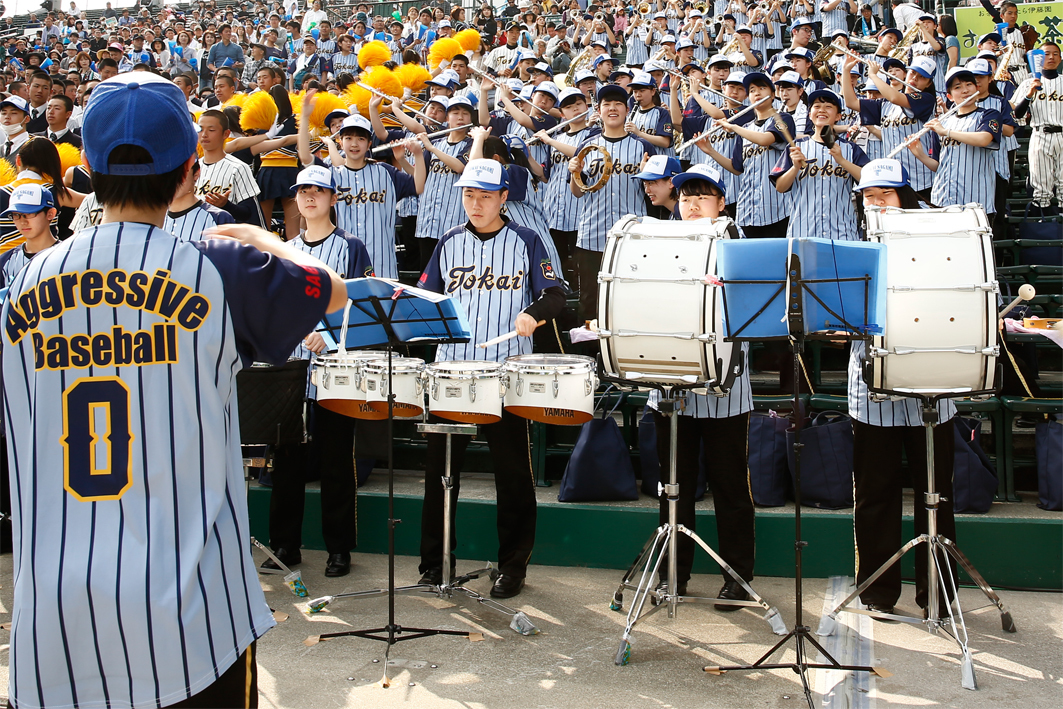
[
  {"left": 889, "top": 23, "right": 921, "bottom": 60},
  {"left": 564, "top": 46, "right": 594, "bottom": 87}
]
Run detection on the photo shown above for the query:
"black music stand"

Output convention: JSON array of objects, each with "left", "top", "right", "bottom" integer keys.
[
  {"left": 711, "top": 243, "right": 883, "bottom": 709},
  {"left": 309, "top": 279, "right": 473, "bottom": 686}
]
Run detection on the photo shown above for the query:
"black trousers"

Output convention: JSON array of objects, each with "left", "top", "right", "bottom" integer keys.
[
  {"left": 853, "top": 419, "right": 957, "bottom": 611},
  {"left": 550, "top": 228, "right": 577, "bottom": 293},
  {"left": 419, "top": 237, "right": 438, "bottom": 274},
  {"left": 396, "top": 215, "right": 419, "bottom": 273},
  {"left": 574, "top": 245, "right": 602, "bottom": 326},
  {"left": 170, "top": 643, "right": 257, "bottom": 708},
  {"left": 268, "top": 402, "right": 358, "bottom": 554},
  {"left": 741, "top": 218, "right": 789, "bottom": 239},
  {"left": 652, "top": 411, "right": 755, "bottom": 585},
  {"left": 419, "top": 410, "right": 537, "bottom": 578}
]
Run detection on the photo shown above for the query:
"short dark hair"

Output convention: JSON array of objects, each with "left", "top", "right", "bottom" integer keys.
[
  {"left": 200, "top": 108, "right": 229, "bottom": 131},
  {"left": 92, "top": 144, "right": 190, "bottom": 210},
  {"left": 677, "top": 178, "right": 724, "bottom": 199},
  {"left": 30, "top": 71, "right": 52, "bottom": 85},
  {"left": 97, "top": 57, "right": 118, "bottom": 70},
  {"left": 49, "top": 94, "right": 73, "bottom": 113}
]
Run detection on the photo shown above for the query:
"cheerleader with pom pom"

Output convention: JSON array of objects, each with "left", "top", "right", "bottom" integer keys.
[{"left": 251, "top": 86, "right": 302, "bottom": 238}]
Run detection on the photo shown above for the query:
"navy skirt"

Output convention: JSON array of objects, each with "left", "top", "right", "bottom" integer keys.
[{"left": 257, "top": 166, "right": 299, "bottom": 201}]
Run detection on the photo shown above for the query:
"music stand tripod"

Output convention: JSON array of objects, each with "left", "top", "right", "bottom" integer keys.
[
  {"left": 306, "top": 282, "right": 489, "bottom": 685},
  {"left": 817, "top": 382, "right": 1016, "bottom": 690},
  {"left": 306, "top": 419, "right": 540, "bottom": 636},
  {"left": 709, "top": 251, "right": 877, "bottom": 709},
  {"left": 601, "top": 375, "right": 788, "bottom": 668}
]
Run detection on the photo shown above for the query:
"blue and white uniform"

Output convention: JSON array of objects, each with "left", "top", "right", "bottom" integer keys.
[
  {"left": 543, "top": 126, "right": 594, "bottom": 232},
  {"left": 498, "top": 164, "right": 564, "bottom": 277},
  {"left": 163, "top": 200, "right": 235, "bottom": 241},
  {"left": 770, "top": 136, "right": 870, "bottom": 240},
  {"left": 1, "top": 222, "right": 332, "bottom": 709},
  {"left": 858, "top": 90, "right": 937, "bottom": 192},
  {"left": 629, "top": 103, "right": 674, "bottom": 158},
  {"left": 196, "top": 154, "right": 266, "bottom": 228},
  {"left": 573, "top": 132, "right": 656, "bottom": 252},
  {"left": 328, "top": 160, "right": 418, "bottom": 279},
  {"left": 928, "top": 107, "right": 1001, "bottom": 213},
  {"left": 979, "top": 93, "right": 1017, "bottom": 183},
  {"left": 729, "top": 112, "right": 796, "bottom": 227},
  {"left": 418, "top": 218, "right": 558, "bottom": 363},
  {"left": 414, "top": 136, "right": 472, "bottom": 243},
  {"left": 819, "top": 1, "right": 850, "bottom": 35}
]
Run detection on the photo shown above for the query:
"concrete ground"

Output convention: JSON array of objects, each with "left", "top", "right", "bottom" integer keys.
[{"left": 4, "top": 549, "right": 1060, "bottom": 709}]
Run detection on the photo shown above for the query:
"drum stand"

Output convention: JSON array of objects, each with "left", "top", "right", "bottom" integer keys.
[
  {"left": 306, "top": 422, "right": 539, "bottom": 637},
  {"left": 817, "top": 391, "right": 1017, "bottom": 691},
  {"left": 607, "top": 386, "right": 788, "bottom": 667}
]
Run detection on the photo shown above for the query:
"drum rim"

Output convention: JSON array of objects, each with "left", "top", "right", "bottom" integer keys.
[
  {"left": 503, "top": 354, "right": 596, "bottom": 370},
  {"left": 363, "top": 357, "right": 427, "bottom": 373},
  {"left": 315, "top": 351, "right": 390, "bottom": 365},
  {"left": 427, "top": 360, "right": 504, "bottom": 373}
]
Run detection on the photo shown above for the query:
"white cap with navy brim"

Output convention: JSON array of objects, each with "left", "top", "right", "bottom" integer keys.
[
  {"left": 855, "top": 158, "right": 909, "bottom": 191},
  {"left": 454, "top": 159, "right": 510, "bottom": 191},
  {"left": 291, "top": 164, "right": 336, "bottom": 192}
]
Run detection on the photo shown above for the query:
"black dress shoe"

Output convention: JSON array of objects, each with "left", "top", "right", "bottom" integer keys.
[
  {"left": 866, "top": 602, "right": 900, "bottom": 622},
  {"left": 419, "top": 567, "right": 443, "bottom": 586},
  {"left": 324, "top": 552, "right": 351, "bottom": 578},
  {"left": 490, "top": 574, "right": 525, "bottom": 599},
  {"left": 260, "top": 547, "right": 301, "bottom": 571},
  {"left": 714, "top": 579, "right": 751, "bottom": 612}
]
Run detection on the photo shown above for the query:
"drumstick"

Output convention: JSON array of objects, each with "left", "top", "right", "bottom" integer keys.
[
  {"left": 999, "top": 284, "right": 1036, "bottom": 319},
  {"left": 476, "top": 320, "right": 546, "bottom": 349}
]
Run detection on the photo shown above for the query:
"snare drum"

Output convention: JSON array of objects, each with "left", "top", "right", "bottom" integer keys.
[
  {"left": 312, "top": 350, "right": 388, "bottom": 419},
  {"left": 598, "top": 215, "right": 741, "bottom": 392},
  {"left": 362, "top": 357, "right": 426, "bottom": 419},
  {"left": 425, "top": 361, "right": 505, "bottom": 424},
  {"left": 503, "top": 354, "right": 597, "bottom": 425},
  {"left": 864, "top": 205, "right": 999, "bottom": 395}
]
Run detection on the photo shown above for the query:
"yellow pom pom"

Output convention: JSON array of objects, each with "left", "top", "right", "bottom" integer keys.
[
  {"left": 55, "top": 143, "right": 82, "bottom": 177},
  {"left": 0, "top": 159, "right": 16, "bottom": 188},
  {"left": 427, "top": 37, "right": 463, "bottom": 71},
  {"left": 240, "top": 91, "right": 279, "bottom": 132},
  {"left": 454, "top": 28, "right": 482, "bottom": 53},
  {"left": 396, "top": 63, "right": 432, "bottom": 93},
  {"left": 302, "top": 91, "right": 348, "bottom": 131},
  {"left": 222, "top": 92, "right": 248, "bottom": 109},
  {"left": 358, "top": 40, "right": 393, "bottom": 70},
  {"left": 342, "top": 83, "right": 371, "bottom": 115}
]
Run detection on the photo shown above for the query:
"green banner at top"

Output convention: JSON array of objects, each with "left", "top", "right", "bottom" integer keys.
[{"left": 954, "top": 1, "right": 1062, "bottom": 58}]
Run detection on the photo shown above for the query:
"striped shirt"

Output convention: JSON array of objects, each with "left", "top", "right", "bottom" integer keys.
[
  {"left": 929, "top": 107, "right": 1001, "bottom": 214},
  {"left": 499, "top": 164, "right": 565, "bottom": 281},
  {"left": 771, "top": 136, "right": 870, "bottom": 241},
  {"left": 574, "top": 132, "right": 655, "bottom": 252},
  {"left": 163, "top": 201, "right": 235, "bottom": 242},
  {"left": 196, "top": 155, "right": 264, "bottom": 227},
  {"left": 979, "top": 94, "right": 1017, "bottom": 180},
  {"left": 859, "top": 92, "right": 937, "bottom": 192},
  {"left": 414, "top": 136, "right": 472, "bottom": 242},
  {"left": 629, "top": 104, "right": 675, "bottom": 158},
  {"left": 417, "top": 219, "right": 557, "bottom": 363},
  {"left": 543, "top": 127, "right": 593, "bottom": 232},
  {"left": 1, "top": 222, "right": 331, "bottom": 709},
  {"left": 730, "top": 112, "right": 796, "bottom": 227},
  {"left": 330, "top": 50, "right": 360, "bottom": 75},
  {"left": 329, "top": 161, "right": 418, "bottom": 279}
]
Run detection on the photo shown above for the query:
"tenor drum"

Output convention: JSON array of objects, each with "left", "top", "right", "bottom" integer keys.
[
  {"left": 425, "top": 361, "right": 505, "bottom": 424},
  {"left": 362, "top": 357, "right": 427, "bottom": 419},
  {"left": 312, "top": 350, "right": 388, "bottom": 418},
  {"left": 503, "top": 354, "right": 598, "bottom": 425},
  {"left": 864, "top": 205, "right": 999, "bottom": 395},
  {"left": 598, "top": 215, "right": 741, "bottom": 392}
]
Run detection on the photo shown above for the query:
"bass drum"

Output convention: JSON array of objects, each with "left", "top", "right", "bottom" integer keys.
[
  {"left": 597, "top": 215, "right": 741, "bottom": 393},
  {"left": 312, "top": 350, "right": 388, "bottom": 419},
  {"left": 864, "top": 205, "right": 998, "bottom": 396}
]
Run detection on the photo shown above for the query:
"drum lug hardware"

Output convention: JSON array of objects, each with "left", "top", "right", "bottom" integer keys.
[
  {"left": 869, "top": 347, "right": 888, "bottom": 357},
  {"left": 516, "top": 374, "right": 524, "bottom": 396},
  {"left": 599, "top": 272, "right": 614, "bottom": 283},
  {"left": 585, "top": 377, "right": 593, "bottom": 396},
  {"left": 553, "top": 373, "right": 559, "bottom": 398},
  {"left": 696, "top": 333, "right": 717, "bottom": 344},
  {"left": 983, "top": 347, "right": 1000, "bottom": 356},
  {"left": 470, "top": 381, "right": 477, "bottom": 403},
  {"left": 321, "top": 370, "right": 330, "bottom": 389},
  {"left": 431, "top": 380, "right": 439, "bottom": 400}
]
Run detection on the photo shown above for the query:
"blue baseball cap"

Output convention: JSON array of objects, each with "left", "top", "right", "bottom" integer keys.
[
  {"left": 707, "top": 54, "right": 734, "bottom": 68},
  {"left": 775, "top": 70, "right": 804, "bottom": 88},
  {"left": 592, "top": 54, "right": 615, "bottom": 69},
  {"left": 502, "top": 134, "right": 529, "bottom": 159},
  {"left": 977, "top": 32, "right": 1002, "bottom": 46},
  {"left": 454, "top": 158, "right": 510, "bottom": 191},
  {"left": 0, "top": 184, "right": 55, "bottom": 217},
  {"left": 323, "top": 108, "right": 349, "bottom": 127},
  {"left": 742, "top": 72, "right": 773, "bottom": 91},
  {"left": 291, "top": 164, "right": 335, "bottom": 192},
  {"left": 531, "top": 61, "right": 554, "bottom": 77},
  {"left": 0, "top": 95, "right": 29, "bottom": 114},
  {"left": 966, "top": 58, "right": 992, "bottom": 76},
  {"left": 629, "top": 70, "right": 656, "bottom": 89},
  {"left": 633, "top": 155, "right": 682, "bottom": 181},
  {"left": 83, "top": 73, "right": 198, "bottom": 176},
  {"left": 681, "top": 62, "right": 705, "bottom": 75},
  {"left": 807, "top": 88, "right": 843, "bottom": 108},
  {"left": 855, "top": 158, "right": 909, "bottom": 191},
  {"left": 879, "top": 28, "right": 903, "bottom": 42},
  {"left": 675, "top": 38, "right": 695, "bottom": 51},
  {"left": 573, "top": 69, "right": 596, "bottom": 85},
  {"left": 909, "top": 56, "right": 937, "bottom": 79},
  {"left": 534, "top": 81, "right": 560, "bottom": 103},
  {"left": 671, "top": 164, "right": 726, "bottom": 196},
  {"left": 882, "top": 57, "right": 907, "bottom": 74},
  {"left": 790, "top": 17, "right": 814, "bottom": 31},
  {"left": 447, "top": 94, "right": 475, "bottom": 113},
  {"left": 597, "top": 83, "right": 630, "bottom": 104},
  {"left": 610, "top": 67, "right": 635, "bottom": 82},
  {"left": 786, "top": 48, "right": 814, "bottom": 63}
]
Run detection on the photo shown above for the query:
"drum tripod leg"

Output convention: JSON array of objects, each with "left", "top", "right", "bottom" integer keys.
[
  {"left": 610, "top": 525, "right": 668, "bottom": 611},
  {"left": 937, "top": 536, "right": 1016, "bottom": 634},
  {"left": 615, "top": 526, "right": 670, "bottom": 665}
]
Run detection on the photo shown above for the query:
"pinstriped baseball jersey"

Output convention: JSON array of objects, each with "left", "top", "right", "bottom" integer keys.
[
  {"left": 771, "top": 136, "right": 870, "bottom": 240},
  {"left": 331, "top": 51, "right": 360, "bottom": 75},
  {"left": 820, "top": 4, "right": 849, "bottom": 34},
  {"left": 1, "top": 222, "right": 332, "bottom": 709},
  {"left": 574, "top": 132, "right": 655, "bottom": 251},
  {"left": 288, "top": 227, "right": 374, "bottom": 362},
  {"left": 677, "top": 91, "right": 727, "bottom": 163},
  {"left": 1003, "top": 26, "right": 1029, "bottom": 84},
  {"left": 163, "top": 201, "right": 235, "bottom": 242},
  {"left": 777, "top": 99, "right": 811, "bottom": 136},
  {"left": 648, "top": 28, "right": 665, "bottom": 58},
  {"left": 417, "top": 219, "right": 557, "bottom": 363},
  {"left": 328, "top": 161, "right": 417, "bottom": 279},
  {"left": 627, "top": 26, "right": 650, "bottom": 65},
  {"left": 859, "top": 93, "right": 937, "bottom": 191},
  {"left": 848, "top": 341, "right": 956, "bottom": 426},
  {"left": 484, "top": 44, "right": 522, "bottom": 75},
  {"left": 648, "top": 344, "right": 753, "bottom": 418},
  {"left": 0, "top": 243, "right": 43, "bottom": 288},
  {"left": 498, "top": 165, "right": 565, "bottom": 280},
  {"left": 768, "top": 9, "right": 785, "bottom": 48},
  {"left": 1026, "top": 73, "right": 1063, "bottom": 127},
  {"left": 689, "top": 31, "right": 711, "bottom": 62},
  {"left": 726, "top": 48, "right": 764, "bottom": 75},
  {"left": 543, "top": 127, "right": 592, "bottom": 232},
  {"left": 195, "top": 155, "right": 264, "bottom": 226},
  {"left": 978, "top": 94, "right": 1016, "bottom": 179},
  {"left": 929, "top": 107, "right": 1001, "bottom": 214},
  {"left": 910, "top": 39, "right": 946, "bottom": 94},
  {"left": 748, "top": 23, "right": 770, "bottom": 56},
  {"left": 69, "top": 191, "right": 104, "bottom": 234},
  {"left": 681, "top": 111, "right": 744, "bottom": 203},
  {"left": 730, "top": 112, "right": 796, "bottom": 227},
  {"left": 630, "top": 104, "right": 675, "bottom": 157},
  {"left": 508, "top": 115, "right": 558, "bottom": 172},
  {"left": 415, "top": 136, "right": 472, "bottom": 241}
]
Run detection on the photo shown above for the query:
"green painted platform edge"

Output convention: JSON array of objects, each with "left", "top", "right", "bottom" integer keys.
[{"left": 248, "top": 488, "right": 1063, "bottom": 590}]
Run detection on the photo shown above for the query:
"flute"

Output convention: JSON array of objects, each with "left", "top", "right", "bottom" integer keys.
[
  {"left": 526, "top": 109, "right": 594, "bottom": 145},
  {"left": 885, "top": 92, "right": 979, "bottom": 159},
  {"left": 357, "top": 82, "right": 439, "bottom": 126},
  {"left": 370, "top": 123, "right": 474, "bottom": 154},
  {"left": 831, "top": 42, "right": 923, "bottom": 93},
  {"left": 674, "top": 95, "right": 772, "bottom": 152}
]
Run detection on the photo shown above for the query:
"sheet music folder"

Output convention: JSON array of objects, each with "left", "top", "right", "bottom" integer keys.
[{"left": 315, "top": 278, "right": 472, "bottom": 350}]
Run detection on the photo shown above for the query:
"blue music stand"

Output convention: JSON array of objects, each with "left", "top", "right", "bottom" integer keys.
[
  {"left": 312, "top": 278, "right": 474, "bottom": 679},
  {"left": 705, "top": 238, "right": 884, "bottom": 707}
]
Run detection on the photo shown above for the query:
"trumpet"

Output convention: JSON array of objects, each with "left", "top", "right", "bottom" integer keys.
[
  {"left": 638, "top": 2, "right": 652, "bottom": 16},
  {"left": 594, "top": 12, "right": 606, "bottom": 22}
]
